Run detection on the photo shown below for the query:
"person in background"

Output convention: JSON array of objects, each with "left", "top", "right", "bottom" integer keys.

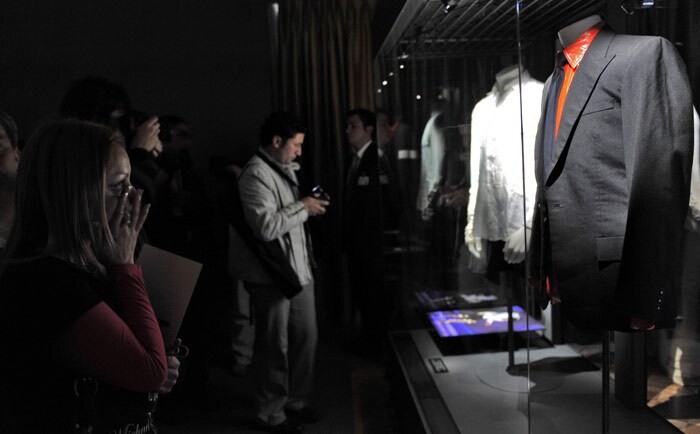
[
  {"left": 149, "top": 115, "right": 218, "bottom": 423},
  {"left": 236, "top": 111, "right": 328, "bottom": 434},
  {"left": 376, "top": 109, "right": 418, "bottom": 237},
  {"left": 0, "top": 108, "right": 20, "bottom": 252},
  {"left": 375, "top": 108, "right": 400, "bottom": 192},
  {"left": 209, "top": 157, "right": 254, "bottom": 377},
  {"left": 147, "top": 115, "right": 209, "bottom": 258},
  {"left": 375, "top": 108, "right": 394, "bottom": 153},
  {"left": 59, "top": 77, "right": 163, "bottom": 205},
  {"left": 58, "top": 77, "right": 131, "bottom": 130},
  {"left": 0, "top": 119, "right": 178, "bottom": 433},
  {"left": 343, "top": 108, "right": 399, "bottom": 356}
]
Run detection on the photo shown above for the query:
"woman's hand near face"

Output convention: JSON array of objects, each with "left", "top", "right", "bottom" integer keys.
[{"left": 103, "top": 185, "right": 150, "bottom": 265}]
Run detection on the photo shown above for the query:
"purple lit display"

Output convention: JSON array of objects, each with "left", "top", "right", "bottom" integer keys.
[{"left": 429, "top": 306, "right": 545, "bottom": 337}]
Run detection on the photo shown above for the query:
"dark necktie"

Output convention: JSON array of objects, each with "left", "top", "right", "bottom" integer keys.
[
  {"left": 542, "top": 52, "right": 567, "bottom": 178},
  {"left": 347, "top": 153, "right": 359, "bottom": 185}
]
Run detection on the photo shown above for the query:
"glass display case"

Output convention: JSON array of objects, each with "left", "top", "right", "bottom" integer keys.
[{"left": 375, "top": 1, "right": 698, "bottom": 432}]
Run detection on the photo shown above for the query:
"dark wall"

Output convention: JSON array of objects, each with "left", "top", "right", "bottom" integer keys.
[
  {"left": 0, "top": 0, "right": 271, "bottom": 169},
  {"left": 371, "top": 0, "right": 406, "bottom": 57}
]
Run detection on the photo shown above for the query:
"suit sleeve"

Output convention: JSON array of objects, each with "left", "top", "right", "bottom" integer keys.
[
  {"left": 239, "top": 166, "right": 309, "bottom": 242},
  {"left": 528, "top": 77, "right": 553, "bottom": 281},
  {"left": 523, "top": 83, "right": 545, "bottom": 227},
  {"left": 467, "top": 103, "right": 483, "bottom": 225},
  {"left": 618, "top": 37, "right": 694, "bottom": 322}
]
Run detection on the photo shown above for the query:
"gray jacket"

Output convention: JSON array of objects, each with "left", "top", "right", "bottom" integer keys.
[{"left": 231, "top": 148, "right": 313, "bottom": 286}]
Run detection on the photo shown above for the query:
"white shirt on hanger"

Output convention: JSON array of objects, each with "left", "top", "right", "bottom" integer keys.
[{"left": 466, "top": 70, "right": 543, "bottom": 247}]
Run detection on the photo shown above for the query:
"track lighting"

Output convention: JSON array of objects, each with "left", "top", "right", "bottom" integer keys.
[{"left": 441, "top": 0, "right": 459, "bottom": 14}]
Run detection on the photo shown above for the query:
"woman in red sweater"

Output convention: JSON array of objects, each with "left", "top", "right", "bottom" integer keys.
[{"left": 0, "top": 119, "right": 178, "bottom": 433}]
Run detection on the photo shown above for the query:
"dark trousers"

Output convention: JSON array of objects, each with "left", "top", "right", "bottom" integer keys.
[{"left": 347, "top": 248, "right": 386, "bottom": 347}]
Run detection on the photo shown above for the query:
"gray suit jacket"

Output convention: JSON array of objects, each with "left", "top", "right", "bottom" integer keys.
[{"left": 529, "top": 28, "right": 694, "bottom": 331}]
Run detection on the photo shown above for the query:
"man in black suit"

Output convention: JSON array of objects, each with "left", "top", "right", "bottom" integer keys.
[{"left": 343, "top": 108, "right": 398, "bottom": 353}]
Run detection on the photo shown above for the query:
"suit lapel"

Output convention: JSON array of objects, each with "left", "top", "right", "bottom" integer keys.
[
  {"left": 535, "top": 76, "right": 552, "bottom": 185},
  {"left": 346, "top": 142, "right": 377, "bottom": 192},
  {"left": 357, "top": 142, "right": 377, "bottom": 175},
  {"left": 546, "top": 28, "right": 616, "bottom": 184}
]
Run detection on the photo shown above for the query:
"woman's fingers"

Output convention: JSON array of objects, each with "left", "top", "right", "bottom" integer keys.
[
  {"left": 131, "top": 189, "right": 150, "bottom": 231},
  {"left": 135, "top": 203, "right": 150, "bottom": 232},
  {"left": 156, "top": 355, "right": 181, "bottom": 394},
  {"left": 128, "top": 188, "right": 141, "bottom": 225},
  {"left": 111, "top": 186, "right": 129, "bottom": 230}
]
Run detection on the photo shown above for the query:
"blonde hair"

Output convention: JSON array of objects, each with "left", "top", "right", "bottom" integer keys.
[{"left": 2, "top": 119, "right": 123, "bottom": 277}]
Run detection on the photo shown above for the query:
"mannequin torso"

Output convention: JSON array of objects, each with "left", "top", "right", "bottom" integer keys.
[
  {"left": 558, "top": 15, "right": 602, "bottom": 48},
  {"left": 493, "top": 65, "right": 522, "bottom": 100}
]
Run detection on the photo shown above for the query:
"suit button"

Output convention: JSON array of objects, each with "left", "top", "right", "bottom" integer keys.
[{"left": 660, "top": 290, "right": 664, "bottom": 295}]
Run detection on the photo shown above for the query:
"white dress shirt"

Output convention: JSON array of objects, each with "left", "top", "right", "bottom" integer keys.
[
  {"left": 355, "top": 140, "right": 372, "bottom": 160},
  {"left": 466, "top": 70, "right": 544, "bottom": 243}
]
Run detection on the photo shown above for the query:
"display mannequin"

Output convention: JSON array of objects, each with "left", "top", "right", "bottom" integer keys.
[
  {"left": 529, "top": 15, "right": 694, "bottom": 331},
  {"left": 557, "top": 15, "right": 601, "bottom": 48},
  {"left": 492, "top": 65, "right": 523, "bottom": 102},
  {"left": 416, "top": 104, "right": 445, "bottom": 218},
  {"left": 465, "top": 64, "right": 542, "bottom": 270}
]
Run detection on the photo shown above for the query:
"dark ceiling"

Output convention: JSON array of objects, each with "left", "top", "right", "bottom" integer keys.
[{"left": 375, "top": 0, "right": 604, "bottom": 61}]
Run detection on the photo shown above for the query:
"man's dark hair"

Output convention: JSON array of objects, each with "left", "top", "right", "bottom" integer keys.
[
  {"left": 259, "top": 111, "right": 306, "bottom": 146},
  {"left": 346, "top": 108, "right": 376, "bottom": 130},
  {"left": 59, "top": 77, "right": 130, "bottom": 126}
]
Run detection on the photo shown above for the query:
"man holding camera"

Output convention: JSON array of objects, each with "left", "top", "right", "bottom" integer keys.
[{"left": 235, "top": 111, "right": 328, "bottom": 434}]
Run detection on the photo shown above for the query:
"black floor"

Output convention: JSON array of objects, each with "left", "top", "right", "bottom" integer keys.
[
  {"left": 156, "top": 338, "right": 393, "bottom": 434},
  {"left": 152, "top": 243, "right": 522, "bottom": 433}
]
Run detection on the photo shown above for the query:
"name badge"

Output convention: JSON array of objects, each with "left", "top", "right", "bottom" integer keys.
[{"left": 357, "top": 176, "right": 370, "bottom": 186}]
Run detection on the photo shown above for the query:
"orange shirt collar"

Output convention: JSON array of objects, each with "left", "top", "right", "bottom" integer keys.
[{"left": 562, "top": 23, "right": 603, "bottom": 69}]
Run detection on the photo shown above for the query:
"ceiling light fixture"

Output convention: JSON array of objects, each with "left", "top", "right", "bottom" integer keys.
[{"left": 441, "top": 0, "right": 459, "bottom": 14}]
